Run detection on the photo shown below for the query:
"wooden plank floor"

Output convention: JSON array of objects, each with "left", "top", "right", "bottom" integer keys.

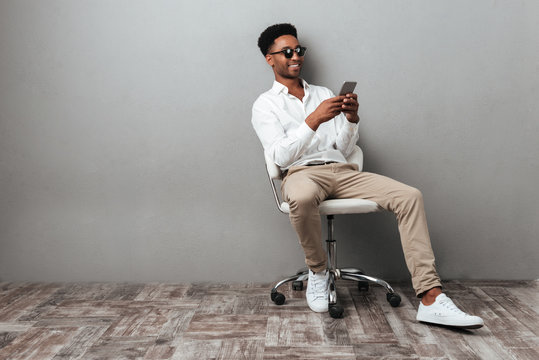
[{"left": 0, "top": 280, "right": 537, "bottom": 359}]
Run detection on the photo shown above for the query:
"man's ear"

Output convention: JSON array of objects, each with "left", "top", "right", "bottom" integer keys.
[{"left": 265, "top": 54, "right": 274, "bottom": 67}]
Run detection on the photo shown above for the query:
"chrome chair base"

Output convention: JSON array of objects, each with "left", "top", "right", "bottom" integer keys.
[{"left": 270, "top": 215, "right": 402, "bottom": 318}]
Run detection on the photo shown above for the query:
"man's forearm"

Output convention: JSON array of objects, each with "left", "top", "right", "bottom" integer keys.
[{"left": 305, "top": 96, "right": 345, "bottom": 131}]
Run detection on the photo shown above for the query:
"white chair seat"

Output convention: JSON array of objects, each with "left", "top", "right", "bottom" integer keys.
[{"left": 279, "top": 198, "right": 381, "bottom": 215}]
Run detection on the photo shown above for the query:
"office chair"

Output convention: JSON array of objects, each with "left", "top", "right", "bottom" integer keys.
[{"left": 265, "top": 145, "right": 401, "bottom": 318}]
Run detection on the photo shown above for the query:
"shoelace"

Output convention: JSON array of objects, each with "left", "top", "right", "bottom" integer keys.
[
  {"left": 308, "top": 272, "right": 328, "bottom": 300},
  {"left": 439, "top": 297, "right": 469, "bottom": 316}
]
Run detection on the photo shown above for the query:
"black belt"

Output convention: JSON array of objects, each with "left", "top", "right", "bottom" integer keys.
[
  {"left": 282, "top": 161, "right": 338, "bottom": 178},
  {"left": 305, "top": 161, "right": 338, "bottom": 166}
]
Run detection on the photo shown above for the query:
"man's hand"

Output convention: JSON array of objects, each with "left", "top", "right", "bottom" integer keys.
[
  {"left": 342, "top": 93, "right": 359, "bottom": 123},
  {"left": 305, "top": 96, "right": 347, "bottom": 131}
]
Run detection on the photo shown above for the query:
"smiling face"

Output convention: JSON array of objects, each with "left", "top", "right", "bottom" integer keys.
[{"left": 265, "top": 35, "right": 304, "bottom": 81}]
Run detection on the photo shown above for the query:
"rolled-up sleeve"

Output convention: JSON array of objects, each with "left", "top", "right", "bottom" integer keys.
[
  {"left": 326, "top": 87, "right": 359, "bottom": 158},
  {"left": 335, "top": 114, "right": 359, "bottom": 158},
  {"left": 251, "top": 98, "right": 315, "bottom": 168}
]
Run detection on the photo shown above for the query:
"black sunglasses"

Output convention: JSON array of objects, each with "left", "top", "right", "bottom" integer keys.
[{"left": 269, "top": 46, "right": 307, "bottom": 58}]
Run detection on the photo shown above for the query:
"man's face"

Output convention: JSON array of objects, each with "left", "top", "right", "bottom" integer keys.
[{"left": 265, "top": 35, "right": 304, "bottom": 79}]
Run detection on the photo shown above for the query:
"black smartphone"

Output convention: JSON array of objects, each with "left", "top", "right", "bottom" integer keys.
[{"left": 338, "top": 81, "right": 357, "bottom": 95}]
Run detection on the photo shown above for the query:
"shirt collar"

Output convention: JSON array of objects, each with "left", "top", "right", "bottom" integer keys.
[{"left": 271, "top": 79, "right": 310, "bottom": 95}]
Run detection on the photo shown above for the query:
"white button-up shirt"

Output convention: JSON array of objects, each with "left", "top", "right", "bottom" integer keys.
[{"left": 251, "top": 79, "right": 359, "bottom": 170}]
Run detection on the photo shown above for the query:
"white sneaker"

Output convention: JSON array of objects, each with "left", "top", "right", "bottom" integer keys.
[
  {"left": 306, "top": 269, "right": 329, "bottom": 312},
  {"left": 417, "top": 293, "right": 484, "bottom": 329}
]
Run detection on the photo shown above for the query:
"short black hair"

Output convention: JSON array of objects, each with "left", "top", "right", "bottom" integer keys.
[{"left": 257, "top": 23, "right": 298, "bottom": 56}]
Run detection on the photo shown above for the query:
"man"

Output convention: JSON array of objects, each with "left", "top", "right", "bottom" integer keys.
[{"left": 251, "top": 23, "right": 483, "bottom": 329}]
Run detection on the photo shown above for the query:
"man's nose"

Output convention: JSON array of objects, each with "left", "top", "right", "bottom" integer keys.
[{"left": 291, "top": 51, "right": 301, "bottom": 60}]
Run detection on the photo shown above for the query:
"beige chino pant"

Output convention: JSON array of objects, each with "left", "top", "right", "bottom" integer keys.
[{"left": 281, "top": 162, "right": 442, "bottom": 297}]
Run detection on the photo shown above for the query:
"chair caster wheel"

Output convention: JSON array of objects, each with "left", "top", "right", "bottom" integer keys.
[
  {"left": 357, "top": 281, "right": 369, "bottom": 291},
  {"left": 292, "top": 281, "right": 304, "bottom": 291},
  {"left": 329, "top": 304, "right": 344, "bottom": 318},
  {"left": 271, "top": 290, "right": 285, "bottom": 305},
  {"left": 386, "top": 293, "right": 401, "bottom": 307}
]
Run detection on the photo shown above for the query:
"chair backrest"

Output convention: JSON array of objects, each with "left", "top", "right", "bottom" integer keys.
[{"left": 265, "top": 145, "right": 364, "bottom": 180}]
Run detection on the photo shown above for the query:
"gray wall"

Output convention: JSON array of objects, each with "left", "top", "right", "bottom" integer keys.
[{"left": 1, "top": 0, "right": 537, "bottom": 282}]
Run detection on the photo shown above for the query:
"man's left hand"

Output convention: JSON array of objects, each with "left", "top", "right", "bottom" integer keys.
[{"left": 342, "top": 93, "right": 360, "bottom": 123}]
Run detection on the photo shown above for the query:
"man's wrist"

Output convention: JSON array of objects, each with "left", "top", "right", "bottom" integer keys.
[
  {"left": 347, "top": 114, "right": 360, "bottom": 123},
  {"left": 305, "top": 114, "right": 320, "bottom": 131}
]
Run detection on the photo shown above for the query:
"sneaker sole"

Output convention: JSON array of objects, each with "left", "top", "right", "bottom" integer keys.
[{"left": 418, "top": 320, "right": 484, "bottom": 330}]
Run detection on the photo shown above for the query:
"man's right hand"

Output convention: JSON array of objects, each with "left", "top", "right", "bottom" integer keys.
[{"left": 305, "top": 96, "right": 346, "bottom": 131}]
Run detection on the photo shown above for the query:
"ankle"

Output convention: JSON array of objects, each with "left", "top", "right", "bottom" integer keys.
[
  {"left": 310, "top": 268, "right": 327, "bottom": 275},
  {"left": 421, "top": 287, "right": 442, "bottom": 306}
]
